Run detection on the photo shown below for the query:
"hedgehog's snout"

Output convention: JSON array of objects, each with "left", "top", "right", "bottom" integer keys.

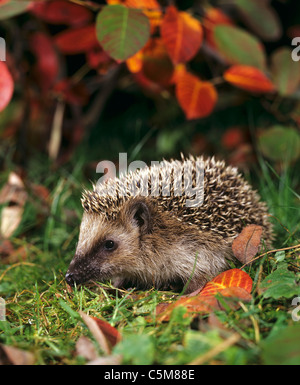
[
  {"left": 65, "top": 272, "right": 75, "bottom": 286},
  {"left": 65, "top": 258, "right": 89, "bottom": 286},
  {"left": 65, "top": 269, "right": 84, "bottom": 286}
]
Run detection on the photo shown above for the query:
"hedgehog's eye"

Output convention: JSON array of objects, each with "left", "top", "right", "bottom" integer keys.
[{"left": 104, "top": 240, "right": 116, "bottom": 251}]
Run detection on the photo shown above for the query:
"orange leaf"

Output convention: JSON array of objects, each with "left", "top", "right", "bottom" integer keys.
[
  {"left": 175, "top": 70, "right": 217, "bottom": 119},
  {"left": 161, "top": 5, "right": 203, "bottom": 64},
  {"left": 156, "top": 295, "right": 219, "bottom": 322},
  {"left": 200, "top": 268, "right": 253, "bottom": 296},
  {"left": 218, "top": 287, "right": 252, "bottom": 304},
  {"left": 155, "top": 269, "right": 253, "bottom": 322},
  {"left": 232, "top": 224, "right": 263, "bottom": 264},
  {"left": 107, "top": 0, "right": 160, "bottom": 9},
  {"left": 126, "top": 50, "right": 143, "bottom": 73},
  {"left": 224, "top": 65, "right": 275, "bottom": 93}
]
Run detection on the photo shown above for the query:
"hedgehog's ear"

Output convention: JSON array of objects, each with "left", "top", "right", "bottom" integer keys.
[{"left": 128, "top": 199, "right": 152, "bottom": 234}]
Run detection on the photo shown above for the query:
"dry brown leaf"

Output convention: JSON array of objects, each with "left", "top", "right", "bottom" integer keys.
[
  {"left": 79, "top": 311, "right": 111, "bottom": 355},
  {"left": 0, "top": 206, "right": 24, "bottom": 238},
  {"left": 87, "top": 354, "right": 122, "bottom": 365},
  {"left": 0, "top": 172, "right": 27, "bottom": 238},
  {"left": 0, "top": 172, "right": 27, "bottom": 206},
  {"left": 0, "top": 242, "right": 27, "bottom": 264},
  {"left": 232, "top": 224, "right": 263, "bottom": 264},
  {"left": 0, "top": 344, "right": 35, "bottom": 365},
  {"left": 76, "top": 336, "right": 98, "bottom": 361}
]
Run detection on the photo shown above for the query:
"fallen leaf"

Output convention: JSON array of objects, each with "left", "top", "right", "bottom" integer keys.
[
  {"left": 0, "top": 172, "right": 27, "bottom": 238},
  {"left": 0, "top": 344, "right": 35, "bottom": 365},
  {"left": 87, "top": 354, "right": 122, "bottom": 365},
  {"left": 232, "top": 224, "right": 263, "bottom": 264},
  {"left": 216, "top": 287, "right": 252, "bottom": 310},
  {"left": 90, "top": 316, "right": 122, "bottom": 348},
  {"left": 79, "top": 311, "right": 118, "bottom": 355},
  {"left": 200, "top": 268, "right": 253, "bottom": 296},
  {"left": 76, "top": 336, "right": 98, "bottom": 361},
  {"left": 0, "top": 242, "right": 27, "bottom": 264},
  {"left": 155, "top": 269, "right": 253, "bottom": 322}
]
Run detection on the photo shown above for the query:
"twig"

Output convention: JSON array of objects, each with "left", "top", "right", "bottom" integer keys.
[
  {"left": 240, "top": 243, "right": 300, "bottom": 269},
  {"left": 48, "top": 100, "right": 65, "bottom": 160},
  {"left": 0, "top": 262, "right": 36, "bottom": 282},
  {"left": 239, "top": 302, "right": 260, "bottom": 343}
]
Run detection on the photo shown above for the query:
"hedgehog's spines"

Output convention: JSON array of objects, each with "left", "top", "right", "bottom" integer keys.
[{"left": 80, "top": 156, "right": 273, "bottom": 245}]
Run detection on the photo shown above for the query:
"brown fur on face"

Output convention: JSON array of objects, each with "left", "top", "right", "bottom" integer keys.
[{"left": 66, "top": 156, "right": 273, "bottom": 293}]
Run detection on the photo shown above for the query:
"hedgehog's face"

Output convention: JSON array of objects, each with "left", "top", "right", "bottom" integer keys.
[{"left": 65, "top": 198, "right": 153, "bottom": 287}]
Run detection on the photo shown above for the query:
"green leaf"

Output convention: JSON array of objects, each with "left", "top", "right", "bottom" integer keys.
[
  {"left": 232, "top": 0, "right": 282, "bottom": 41},
  {"left": 113, "top": 333, "right": 154, "bottom": 365},
  {"left": 258, "top": 125, "right": 300, "bottom": 163},
  {"left": 259, "top": 263, "right": 300, "bottom": 299},
  {"left": 274, "top": 251, "right": 285, "bottom": 263},
  {"left": 261, "top": 324, "right": 300, "bottom": 364},
  {"left": 0, "top": 1, "right": 31, "bottom": 20},
  {"left": 96, "top": 4, "right": 150, "bottom": 61},
  {"left": 271, "top": 47, "right": 300, "bottom": 96},
  {"left": 213, "top": 25, "right": 266, "bottom": 70}
]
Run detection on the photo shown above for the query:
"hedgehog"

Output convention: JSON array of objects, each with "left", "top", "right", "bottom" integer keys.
[{"left": 65, "top": 156, "right": 273, "bottom": 294}]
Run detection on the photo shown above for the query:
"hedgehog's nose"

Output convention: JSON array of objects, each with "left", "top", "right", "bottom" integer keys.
[{"left": 65, "top": 272, "right": 75, "bottom": 286}]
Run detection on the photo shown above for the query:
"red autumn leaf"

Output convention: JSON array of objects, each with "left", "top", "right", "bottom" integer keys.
[
  {"left": 232, "top": 224, "right": 263, "bottom": 264},
  {"left": 91, "top": 317, "right": 122, "bottom": 347},
  {"left": 175, "top": 69, "right": 217, "bottom": 120},
  {"left": 224, "top": 65, "right": 275, "bottom": 93},
  {"left": 161, "top": 5, "right": 203, "bottom": 65},
  {"left": 30, "top": 0, "right": 93, "bottom": 27},
  {"left": 86, "top": 45, "right": 116, "bottom": 74},
  {"left": 29, "top": 32, "right": 59, "bottom": 92},
  {"left": 199, "top": 268, "right": 253, "bottom": 297},
  {"left": 0, "top": 62, "right": 14, "bottom": 112},
  {"left": 221, "top": 127, "right": 246, "bottom": 150},
  {"left": 54, "top": 24, "right": 99, "bottom": 55}
]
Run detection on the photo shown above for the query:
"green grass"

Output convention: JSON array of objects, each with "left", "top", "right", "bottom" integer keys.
[{"left": 0, "top": 155, "right": 299, "bottom": 365}]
